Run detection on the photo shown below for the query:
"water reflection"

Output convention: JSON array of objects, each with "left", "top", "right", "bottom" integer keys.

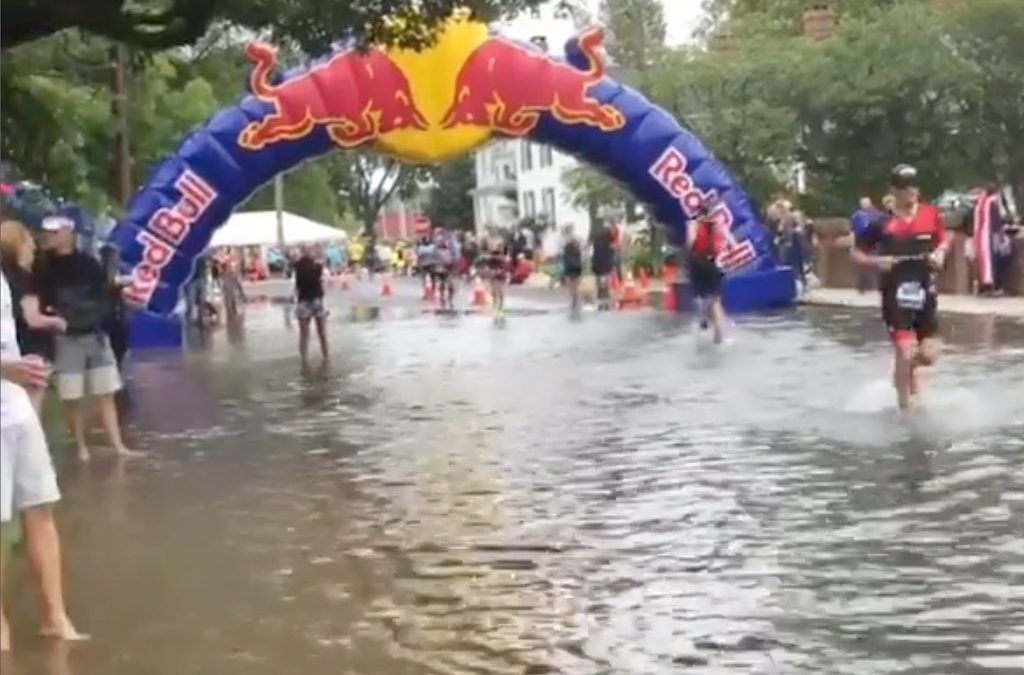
[{"left": 9, "top": 301, "right": 1022, "bottom": 674}]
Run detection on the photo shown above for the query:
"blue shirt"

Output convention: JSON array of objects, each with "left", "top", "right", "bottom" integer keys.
[{"left": 850, "top": 208, "right": 884, "bottom": 238}]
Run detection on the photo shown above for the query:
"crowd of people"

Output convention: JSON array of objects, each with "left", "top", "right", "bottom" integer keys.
[{"left": 0, "top": 213, "right": 144, "bottom": 653}]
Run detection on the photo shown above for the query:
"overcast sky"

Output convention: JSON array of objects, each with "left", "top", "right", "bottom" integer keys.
[{"left": 497, "top": 0, "right": 706, "bottom": 49}]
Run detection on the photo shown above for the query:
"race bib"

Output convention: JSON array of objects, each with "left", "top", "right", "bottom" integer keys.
[{"left": 895, "top": 281, "right": 926, "bottom": 310}]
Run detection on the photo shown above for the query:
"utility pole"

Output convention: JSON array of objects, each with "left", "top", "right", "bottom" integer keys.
[
  {"left": 274, "top": 174, "right": 285, "bottom": 248},
  {"left": 112, "top": 43, "right": 132, "bottom": 208}
]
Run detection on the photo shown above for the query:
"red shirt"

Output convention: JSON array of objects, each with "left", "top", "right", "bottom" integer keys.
[
  {"left": 855, "top": 203, "right": 947, "bottom": 290},
  {"left": 690, "top": 219, "right": 724, "bottom": 257},
  {"left": 855, "top": 203, "right": 946, "bottom": 258}
]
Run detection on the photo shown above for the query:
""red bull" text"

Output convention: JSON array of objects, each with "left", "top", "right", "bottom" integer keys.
[
  {"left": 650, "top": 146, "right": 757, "bottom": 273},
  {"left": 440, "top": 26, "right": 625, "bottom": 136},
  {"left": 238, "top": 43, "right": 428, "bottom": 150},
  {"left": 124, "top": 170, "right": 217, "bottom": 306}
]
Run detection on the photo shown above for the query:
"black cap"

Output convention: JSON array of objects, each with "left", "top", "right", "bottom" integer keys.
[{"left": 890, "top": 164, "right": 919, "bottom": 189}]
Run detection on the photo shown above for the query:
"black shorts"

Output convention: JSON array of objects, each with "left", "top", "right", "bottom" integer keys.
[
  {"left": 688, "top": 257, "right": 722, "bottom": 298},
  {"left": 881, "top": 287, "right": 938, "bottom": 344},
  {"left": 563, "top": 264, "right": 583, "bottom": 279}
]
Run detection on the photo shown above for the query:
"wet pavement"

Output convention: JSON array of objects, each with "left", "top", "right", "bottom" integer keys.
[{"left": 5, "top": 278, "right": 1024, "bottom": 675}]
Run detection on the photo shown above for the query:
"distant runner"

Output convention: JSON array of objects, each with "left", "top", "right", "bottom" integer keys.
[
  {"left": 852, "top": 164, "right": 949, "bottom": 411},
  {"left": 477, "top": 235, "right": 509, "bottom": 324},
  {"left": 686, "top": 198, "right": 729, "bottom": 344},
  {"left": 561, "top": 226, "right": 583, "bottom": 316},
  {"left": 434, "top": 230, "right": 457, "bottom": 310}
]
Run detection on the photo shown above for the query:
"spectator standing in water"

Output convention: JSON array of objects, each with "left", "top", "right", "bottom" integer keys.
[
  {"left": 0, "top": 221, "right": 66, "bottom": 412},
  {"left": 1, "top": 268, "right": 86, "bottom": 653},
  {"left": 590, "top": 222, "right": 616, "bottom": 311},
  {"left": 219, "top": 249, "right": 246, "bottom": 322},
  {"left": 183, "top": 252, "right": 209, "bottom": 326},
  {"left": 292, "top": 245, "right": 329, "bottom": 366},
  {"left": 29, "top": 215, "right": 134, "bottom": 460}
]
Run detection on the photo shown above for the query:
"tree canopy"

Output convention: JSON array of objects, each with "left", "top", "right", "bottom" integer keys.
[{"left": 1, "top": 0, "right": 557, "bottom": 53}]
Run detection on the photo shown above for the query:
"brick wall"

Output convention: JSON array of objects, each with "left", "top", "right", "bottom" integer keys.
[{"left": 811, "top": 218, "right": 1024, "bottom": 295}]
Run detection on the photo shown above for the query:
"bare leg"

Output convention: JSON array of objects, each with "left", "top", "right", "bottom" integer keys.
[
  {"left": 21, "top": 507, "right": 84, "bottom": 642},
  {"left": 893, "top": 343, "right": 916, "bottom": 412},
  {"left": 97, "top": 394, "right": 133, "bottom": 456},
  {"left": 709, "top": 298, "right": 727, "bottom": 344},
  {"left": 64, "top": 400, "right": 90, "bottom": 462},
  {"left": 910, "top": 338, "right": 938, "bottom": 399},
  {"left": 314, "top": 317, "right": 328, "bottom": 360},
  {"left": 1, "top": 535, "right": 9, "bottom": 652},
  {"left": 298, "top": 318, "right": 311, "bottom": 364}
]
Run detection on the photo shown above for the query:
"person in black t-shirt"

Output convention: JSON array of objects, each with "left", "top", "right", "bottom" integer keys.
[
  {"left": 292, "top": 245, "right": 328, "bottom": 365},
  {"left": 30, "top": 215, "right": 134, "bottom": 460}
]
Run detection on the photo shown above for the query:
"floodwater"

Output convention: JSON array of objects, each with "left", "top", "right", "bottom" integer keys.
[{"left": 6, "top": 286, "right": 1024, "bottom": 675}]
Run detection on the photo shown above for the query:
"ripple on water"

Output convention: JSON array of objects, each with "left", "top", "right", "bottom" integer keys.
[{"left": 42, "top": 306, "right": 1024, "bottom": 675}]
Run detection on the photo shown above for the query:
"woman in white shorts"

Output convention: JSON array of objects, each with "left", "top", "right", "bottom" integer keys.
[{"left": 1, "top": 271, "right": 84, "bottom": 652}]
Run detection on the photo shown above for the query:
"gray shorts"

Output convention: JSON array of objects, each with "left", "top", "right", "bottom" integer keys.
[
  {"left": 1, "top": 417, "right": 60, "bottom": 523},
  {"left": 53, "top": 333, "right": 122, "bottom": 401},
  {"left": 295, "top": 298, "right": 326, "bottom": 321}
]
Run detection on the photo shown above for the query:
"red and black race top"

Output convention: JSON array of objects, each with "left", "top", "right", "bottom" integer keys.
[
  {"left": 690, "top": 218, "right": 724, "bottom": 259},
  {"left": 855, "top": 203, "right": 947, "bottom": 289}
]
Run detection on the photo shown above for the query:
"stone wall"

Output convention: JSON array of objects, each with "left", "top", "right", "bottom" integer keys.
[{"left": 810, "top": 218, "right": 1024, "bottom": 295}]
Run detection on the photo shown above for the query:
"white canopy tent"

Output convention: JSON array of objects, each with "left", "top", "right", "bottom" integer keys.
[{"left": 207, "top": 210, "right": 346, "bottom": 248}]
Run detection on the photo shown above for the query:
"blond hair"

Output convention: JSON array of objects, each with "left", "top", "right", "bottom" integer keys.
[{"left": 0, "top": 219, "right": 35, "bottom": 271}]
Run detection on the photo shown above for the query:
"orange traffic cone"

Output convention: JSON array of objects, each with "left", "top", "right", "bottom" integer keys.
[
  {"left": 380, "top": 274, "right": 393, "bottom": 297},
  {"left": 639, "top": 267, "right": 650, "bottom": 290},
  {"left": 661, "top": 266, "right": 677, "bottom": 312},
  {"left": 619, "top": 272, "right": 642, "bottom": 308},
  {"left": 471, "top": 276, "right": 489, "bottom": 307}
]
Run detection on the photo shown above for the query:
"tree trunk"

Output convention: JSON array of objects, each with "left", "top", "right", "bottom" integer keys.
[{"left": 110, "top": 43, "right": 132, "bottom": 209}]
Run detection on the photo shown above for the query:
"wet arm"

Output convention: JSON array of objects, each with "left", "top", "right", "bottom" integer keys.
[{"left": 20, "top": 293, "right": 63, "bottom": 330}]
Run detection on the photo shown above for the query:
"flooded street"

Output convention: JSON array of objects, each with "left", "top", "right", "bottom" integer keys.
[{"left": 8, "top": 281, "right": 1024, "bottom": 675}]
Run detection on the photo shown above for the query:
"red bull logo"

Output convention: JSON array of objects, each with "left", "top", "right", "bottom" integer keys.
[
  {"left": 125, "top": 169, "right": 217, "bottom": 306},
  {"left": 238, "top": 43, "right": 428, "bottom": 150},
  {"left": 440, "top": 26, "right": 625, "bottom": 136}
]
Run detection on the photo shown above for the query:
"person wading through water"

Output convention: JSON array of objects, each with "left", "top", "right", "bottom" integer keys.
[
  {"left": 686, "top": 197, "right": 729, "bottom": 344},
  {"left": 851, "top": 164, "right": 949, "bottom": 411}
]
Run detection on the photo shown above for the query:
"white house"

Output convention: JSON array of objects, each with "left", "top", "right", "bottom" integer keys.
[
  {"left": 471, "top": 139, "right": 519, "bottom": 231},
  {"left": 515, "top": 140, "right": 590, "bottom": 239},
  {"left": 470, "top": 11, "right": 593, "bottom": 241},
  {"left": 471, "top": 139, "right": 591, "bottom": 241}
]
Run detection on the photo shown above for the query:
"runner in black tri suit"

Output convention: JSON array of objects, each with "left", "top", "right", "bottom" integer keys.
[
  {"left": 852, "top": 164, "right": 950, "bottom": 411},
  {"left": 561, "top": 227, "right": 584, "bottom": 316},
  {"left": 476, "top": 235, "right": 509, "bottom": 323}
]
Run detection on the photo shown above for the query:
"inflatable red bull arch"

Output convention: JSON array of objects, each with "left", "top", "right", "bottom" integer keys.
[{"left": 109, "top": 17, "right": 795, "bottom": 338}]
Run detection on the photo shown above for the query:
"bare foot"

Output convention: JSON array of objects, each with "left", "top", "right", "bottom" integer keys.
[
  {"left": 114, "top": 446, "right": 144, "bottom": 459},
  {"left": 39, "top": 616, "right": 89, "bottom": 642},
  {"left": 76, "top": 446, "right": 91, "bottom": 462},
  {"left": 1, "top": 616, "right": 10, "bottom": 652}
]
